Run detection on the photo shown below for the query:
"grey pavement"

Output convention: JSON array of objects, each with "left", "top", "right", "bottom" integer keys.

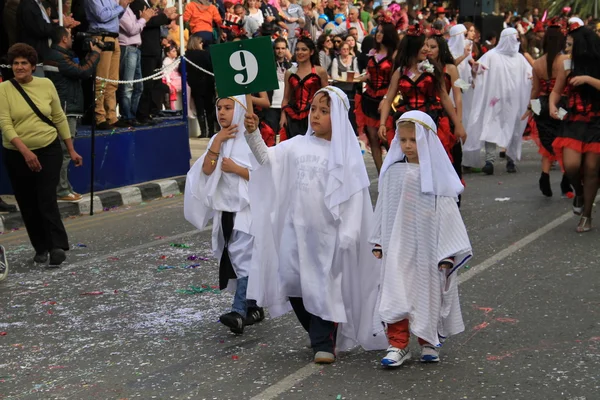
[{"left": 1, "top": 140, "right": 599, "bottom": 400}]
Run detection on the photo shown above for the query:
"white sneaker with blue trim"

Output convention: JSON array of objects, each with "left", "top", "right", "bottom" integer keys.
[
  {"left": 381, "top": 346, "right": 411, "bottom": 368},
  {"left": 420, "top": 345, "right": 440, "bottom": 363}
]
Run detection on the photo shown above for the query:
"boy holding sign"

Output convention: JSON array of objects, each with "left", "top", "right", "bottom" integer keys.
[
  {"left": 243, "top": 87, "right": 387, "bottom": 364},
  {"left": 184, "top": 95, "right": 264, "bottom": 335}
]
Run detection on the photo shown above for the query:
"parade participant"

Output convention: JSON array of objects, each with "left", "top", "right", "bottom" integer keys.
[
  {"left": 265, "top": 37, "right": 292, "bottom": 135},
  {"left": 355, "top": 22, "right": 398, "bottom": 173},
  {"left": 280, "top": 35, "right": 329, "bottom": 139},
  {"left": 378, "top": 26, "right": 467, "bottom": 163},
  {"left": 244, "top": 86, "right": 388, "bottom": 364},
  {"left": 184, "top": 95, "right": 264, "bottom": 334},
  {"left": 448, "top": 24, "right": 474, "bottom": 120},
  {"left": 427, "top": 28, "right": 464, "bottom": 183},
  {"left": 462, "top": 28, "right": 532, "bottom": 175},
  {"left": 521, "top": 25, "right": 571, "bottom": 197},
  {"left": 371, "top": 111, "right": 472, "bottom": 368},
  {"left": 550, "top": 20, "right": 600, "bottom": 232}
]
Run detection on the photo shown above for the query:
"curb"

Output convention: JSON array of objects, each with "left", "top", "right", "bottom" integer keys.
[{"left": 0, "top": 176, "right": 187, "bottom": 233}]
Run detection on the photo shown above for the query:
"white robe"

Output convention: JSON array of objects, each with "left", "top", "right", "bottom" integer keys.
[
  {"left": 370, "top": 162, "right": 472, "bottom": 346},
  {"left": 246, "top": 130, "right": 388, "bottom": 351},
  {"left": 463, "top": 50, "right": 532, "bottom": 166}
]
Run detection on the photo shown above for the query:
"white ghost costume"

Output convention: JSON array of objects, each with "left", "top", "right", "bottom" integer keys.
[
  {"left": 448, "top": 24, "right": 474, "bottom": 122},
  {"left": 183, "top": 95, "right": 254, "bottom": 291},
  {"left": 245, "top": 86, "right": 388, "bottom": 351},
  {"left": 462, "top": 28, "right": 532, "bottom": 167},
  {"left": 371, "top": 111, "right": 473, "bottom": 347}
]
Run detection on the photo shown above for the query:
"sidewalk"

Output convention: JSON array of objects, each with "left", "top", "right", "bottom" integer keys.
[{"left": 0, "top": 138, "right": 211, "bottom": 232}]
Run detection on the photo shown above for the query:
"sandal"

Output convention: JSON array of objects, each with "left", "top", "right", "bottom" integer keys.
[
  {"left": 572, "top": 195, "right": 584, "bottom": 215},
  {"left": 576, "top": 216, "right": 592, "bottom": 233}
]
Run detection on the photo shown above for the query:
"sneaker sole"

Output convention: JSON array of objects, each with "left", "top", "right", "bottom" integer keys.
[
  {"left": 420, "top": 355, "right": 440, "bottom": 363},
  {"left": 219, "top": 316, "right": 244, "bottom": 335},
  {"left": 57, "top": 198, "right": 83, "bottom": 203},
  {"left": 381, "top": 351, "right": 411, "bottom": 368}
]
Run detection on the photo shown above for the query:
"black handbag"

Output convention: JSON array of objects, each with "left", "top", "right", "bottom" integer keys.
[{"left": 10, "top": 79, "right": 57, "bottom": 130}]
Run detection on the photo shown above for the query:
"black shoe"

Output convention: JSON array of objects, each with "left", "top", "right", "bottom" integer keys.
[
  {"left": 482, "top": 162, "right": 494, "bottom": 175},
  {"left": 573, "top": 195, "right": 584, "bottom": 215},
  {"left": 33, "top": 252, "right": 48, "bottom": 264},
  {"left": 560, "top": 174, "right": 573, "bottom": 196},
  {"left": 112, "top": 119, "right": 131, "bottom": 128},
  {"left": 244, "top": 307, "right": 265, "bottom": 326},
  {"left": 506, "top": 161, "right": 517, "bottom": 173},
  {"left": 129, "top": 119, "right": 143, "bottom": 127},
  {"left": 499, "top": 151, "right": 506, "bottom": 158},
  {"left": 219, "top": 311, "right": 245, "bottom": 334},
  {"left": 539, "top": 172, "right": 552, "bottom": 197},
  {"left": 0, "top": 198, "right": 17, "bottom": 213},
  {"left": 137, "top": 118, "right": 156, "bottom": 126},
  {"left": 96, "top": 121, "right": 113, "bottom": 131},
  {"left": 49, "top": 248, "right": 66, "bottom": 266}
]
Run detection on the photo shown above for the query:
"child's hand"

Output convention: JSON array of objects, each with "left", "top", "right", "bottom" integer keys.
[
  {"left": 216, "top": 125, "right": 238, "bottom": 143},
  {"left": 221, "top": 157, "right": 240, "bottom": 174},
  {"left": 244, "top": 113, "right": 260, "bottom": 133}
]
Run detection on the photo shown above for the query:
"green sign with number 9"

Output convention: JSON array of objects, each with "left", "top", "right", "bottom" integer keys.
[{"left": 210, "top": 36, "right": 279, "bottom": 98}]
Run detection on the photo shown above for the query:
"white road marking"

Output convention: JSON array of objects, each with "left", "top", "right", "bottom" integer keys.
[{"left": 249, "top": 207, "right": 575, "bottom": 400}]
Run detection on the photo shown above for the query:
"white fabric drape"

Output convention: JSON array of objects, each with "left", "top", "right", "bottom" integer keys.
[
  {"left": 462, "top": 28, "right": 532, "bottom": 166},
  {"left": 379, "top": 111, "right": 464, "bottom": 200},
  {"left": 448, "top": 24, "right": 474, "bottom": 128}
]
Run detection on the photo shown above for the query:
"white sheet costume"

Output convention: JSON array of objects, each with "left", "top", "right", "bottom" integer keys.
[
  {"left": 184, "top": 95, "right": 254, "bottom": 291},
  {"left": 245, "top": 86, "right": 388, "bottom": 351},
  {"left": 448, "top": 24, "right": 474, "bottom": 123},
  {"left": 462, "top": 28, "right": 532, "bottom": 166},
  {"left": 371, "top": 111, "right": 473, "bottom": 347}
]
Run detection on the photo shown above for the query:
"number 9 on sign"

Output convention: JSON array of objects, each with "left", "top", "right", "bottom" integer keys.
[{"left": 230, "top": 50, "right": 259, "bottom": 85}]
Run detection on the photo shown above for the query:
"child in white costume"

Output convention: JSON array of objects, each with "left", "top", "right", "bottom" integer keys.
[
  {"left": 243, "top": 86, "right": 388, "bottom": 364},
  {"left": 370, "top": 111, "right": 473, "bottom": 368},
  {"left": 184, "top": 95, "right": 264, "bottom": 335}
]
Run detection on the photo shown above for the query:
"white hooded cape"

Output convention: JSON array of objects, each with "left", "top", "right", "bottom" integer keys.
[
  {"left": 448, "top": 24, "right": 474, "bottom": 124},
  {"left": 246, "top": 86, "right": 388, "bottom": 351},
  {"left": 462, "top": 28, "right": 532, "bottom": 166},
  {"left": 371, "top": 111, "right": 472, "bottom": 346},
  {"left": 183, "top": 96, "right": 254, "bottom": 285}
]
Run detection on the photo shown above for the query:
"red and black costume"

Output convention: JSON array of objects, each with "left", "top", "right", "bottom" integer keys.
[
  {"left": 281, "top": 66, "right": 322, "bottom": 139},
  {"left": 355, "top": 52, "right": 394, "bottom": 136},
  {"left": 552, "top": 75, "right": 600, "bottom": 160},
  {"left": 443, "top": 66, "right": 463, "bottom": 183},
  {"left": 392, "top": 69, "right": 456, "bottom": 161},
  {"left": 531, "top": 78, "right": 567, "bottom": 161}
]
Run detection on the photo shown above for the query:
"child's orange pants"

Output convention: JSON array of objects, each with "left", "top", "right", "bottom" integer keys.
[{"left": 387, "top": 319, "right": 429, "bottom": 349}]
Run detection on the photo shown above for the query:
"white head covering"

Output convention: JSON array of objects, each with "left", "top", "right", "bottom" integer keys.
[
  {"left": 204, "top": 95, "right": 252, "bottom": 211},
  {"left": 448, "top": 24, "right": 467, "bottom": 58},
  {"left": 305, "top": 86, "right": 370, "bottom": 220},
  {"left": 379, "top": 110, "right": 464, "bottom": 199},
  {"left": 494, "top": 28, "right": 520, "bottom": 55},
  {"left": 568, "top": 17, "right": 585, "bottom": 31}
]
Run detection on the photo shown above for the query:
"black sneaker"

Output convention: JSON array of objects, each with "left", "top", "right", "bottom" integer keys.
[
  {"left": 49, "top": 248, "right": 66, "bottom": 267},
  {"left": 137, "top": 118, "right": 156, "bottom": 126},
  {"left": 245, "top": 307, "right": 265, "bottom": 326},
  {"left": 112, "top": 119, "right": 131, "bottom": 128},
  {"left": 220, "top": 311, "right": 245, "bottom": 334},
  {"left": 96, "top": 121, "right": 113, "bottom": 131},
  {"left": 482, "top": 162, "right": 494, "bottom": 175},
  {"left": 0, "top": 198, "right": 17, "bottom": 213},
  {"left": 539, "top": 172, "right": 552, "bottom": 197},
  {"left": 33, "top": 252, "right": 48, "bottom": 264},
  {"left": 506, "top": 161, "right": 517, "bottom": 173}
]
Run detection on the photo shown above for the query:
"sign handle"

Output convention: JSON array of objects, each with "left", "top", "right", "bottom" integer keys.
[{"left": 245, "top": 94, "right": 254, "bottom": 115}]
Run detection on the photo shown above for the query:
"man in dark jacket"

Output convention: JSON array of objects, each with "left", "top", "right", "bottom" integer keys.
[
  {"left": 129, "top": 0, "right": 176, "bottom": 124},
  {"left": 44, "top": 26, "right": 101, "bottom": 202}
]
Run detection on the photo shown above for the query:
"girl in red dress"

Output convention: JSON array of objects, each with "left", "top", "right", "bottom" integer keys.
[
  {"left": 355, "top": 22, "right": 399, "bottom": 173},
  {"left": 280, "top": 36, "right": 329, "bottom": 139},
  {"left": 522, "top": 25, "right": 571, "bottom": 197},
  {"left": 427, "top": 29, "right": 463, "bottom": 183},
  {"left": 550, "top": 21, "right": 600, "bottom": 232},
  {"left": 379, "top": 26, "right": 467, "bottom": 164}
]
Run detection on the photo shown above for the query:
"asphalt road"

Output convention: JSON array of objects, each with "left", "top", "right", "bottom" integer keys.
[{"left": 1, "top": 140, "right": 599, "bottom": 400}]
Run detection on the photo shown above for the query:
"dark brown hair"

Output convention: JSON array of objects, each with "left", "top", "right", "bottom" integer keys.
[
  {"left": 313, "top": 91, "right": 331, "bottom": 106},
  {"left": 7, "top": 43, "right": 38, "bottom": 68}
]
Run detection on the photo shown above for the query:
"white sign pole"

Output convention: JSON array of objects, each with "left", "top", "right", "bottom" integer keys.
[
  {"left": 179, "top": 0, "right": 185, "bottom": 55},
  {"left": 58, "top": 0, "right": 64, "bottom": 26}
]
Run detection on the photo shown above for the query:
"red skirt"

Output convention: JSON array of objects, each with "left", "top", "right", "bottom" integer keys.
[
  {"left": 552, "top": 118, "right": 600, "bottom": 168},
  {"left": 355, "top": 93, "right": 393, "bottom": 143},
  {"left": 437, "top": 115, "right": 456, "bottom": 163}
]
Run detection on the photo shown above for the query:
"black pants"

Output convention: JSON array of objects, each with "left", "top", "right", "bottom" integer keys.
[
  {"left": 289, "top": 297, "right": 337, "bottom": 353},
  {"left": 137, "top": 55, "right": 162, "bottom": 120},
  {"left": 190, "top": 84, "right": 215, "bottom": 137},
  {"left": 264, "top": 108, "right": 281, "bottom": 136},
  {"left": 3, "top": 140, "right": 69, "bottom": 253}
]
